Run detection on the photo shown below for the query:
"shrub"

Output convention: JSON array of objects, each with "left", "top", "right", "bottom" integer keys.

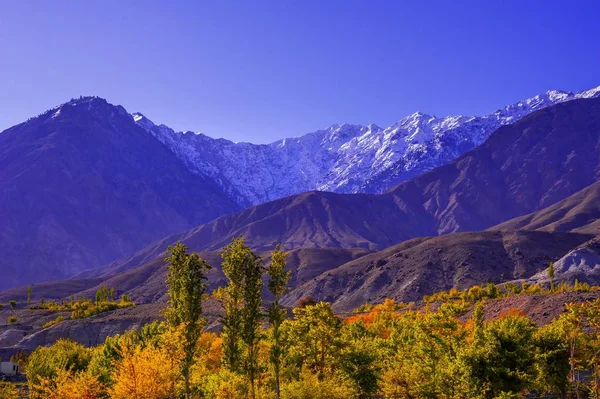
[
  {"left": 281, "top": 369, "right": 357, "bottom": 399},
  {"left": 27, "top": 339, "right": 92, "bottom": 397},
  {"left": 42, "top": 316, "right": 65, "bottom": 329},
  {"left": 0, "top": 383, "right": 23, "bottom": 399},
  {"left": 7, "top": 316, "right": 17, "bottom": 324}
]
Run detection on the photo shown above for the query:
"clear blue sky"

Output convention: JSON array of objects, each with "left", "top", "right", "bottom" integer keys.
[{"left": 1, "top": 1, "right": 599, "bottom": 143}]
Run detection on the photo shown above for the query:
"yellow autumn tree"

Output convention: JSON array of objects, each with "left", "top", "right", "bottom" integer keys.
[
  {"left": 110, "top": 345, "right": 178, "bottom": 399},
  {"left": 35, "top": 369, "right": 104, "bottom": 399}
]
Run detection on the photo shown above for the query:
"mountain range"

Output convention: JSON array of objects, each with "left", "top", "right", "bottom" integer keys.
[
  {"left": 10, "top": 93, "right": 599, "bottom": 310},
  {"left": 0, "top": 86, "right": 599, "bottom": 292},
  {"left": 95, "top": 95, "right": 600, "bottom": 277},
  {"left": 133, "top": 86, "right": 600, "bottom": 206}
]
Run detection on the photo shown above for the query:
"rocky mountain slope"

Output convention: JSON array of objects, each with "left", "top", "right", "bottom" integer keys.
[
  {"left": 98, "top": 96, "right": 600, "bottom": 276},
  {"left": 0, "top": 97, "right": 239, "bottom": 289},
  {"left": 493, "top": 181, "right": 600, "bottom": 235},
  {"left": 133, "top": 86, "right": 600, "bottom": 206},
  {"left": 282, "top": 230, "right": 592, "bottom": 311}
]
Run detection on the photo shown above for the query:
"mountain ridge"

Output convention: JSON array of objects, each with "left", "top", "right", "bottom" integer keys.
[
  {"left": 91, "top": 96, "right": 600, "bottom": 277},
  {"left": 130, "top": 86, "right": 600, "bottom": 206},
  {"left": 0, "top": 97, "right": 240, "bottom": 289}
]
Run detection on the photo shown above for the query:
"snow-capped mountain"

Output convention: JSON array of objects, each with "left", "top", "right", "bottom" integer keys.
[{"left": 133, "top": 86, "right": 600, "bottom": 206}]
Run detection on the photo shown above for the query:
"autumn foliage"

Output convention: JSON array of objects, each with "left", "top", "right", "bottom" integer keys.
[{"left": 18, "top": 237, "right": 600, "bottom": 398}]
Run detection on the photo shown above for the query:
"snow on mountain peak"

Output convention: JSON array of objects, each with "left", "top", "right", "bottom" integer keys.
[{"left": 131, "top": 85, "right": 600, "bottom": 205}]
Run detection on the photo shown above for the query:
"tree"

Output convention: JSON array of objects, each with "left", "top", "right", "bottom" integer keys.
[
  {"left": 220, "top": 239, "right": 244, "bottom": 372},
  {"left": 95, "top": 285, "right": 111, "bottom": 303},
  {"left": 220, "top": 236, "right": 264, "bottom": 399},
  {"left": 36, "top": 369, "right": 103, "bottom": 399},
  {"left": 9, "top": 299, "right": 16, "bottom": 311},
  {"left": 548, "top": 262, "right": 555, "bottom": 291},
  {"left": 27, "top": 339, "right": 92, "bottom": 398},
  {"left": 284, "top": 302, "right": 343, "bottom": 379},
  {"left": 472, "top": 300, "right": 485, "bottom": 343},
  {"left": 267, "top": 245, "right": 291, "bottom": 399},
  {"left": 164, "top": 241, "right": 211, "bottom": 399},
  {"left": 459, "top": 313, "right": 536, "bottom": 398},
  {"left": 27, "top": 286, "right": 32, "bottom": 306},
  {"left": 109, "top": 346, "right": 177, "bottom": 399}
]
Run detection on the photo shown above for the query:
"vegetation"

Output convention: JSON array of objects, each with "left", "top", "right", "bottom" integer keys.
[
  {"left": 164, "top": 242, "right": 211, "bottom": 399},
  {"left": 42, "top": 316, "right": 65, "bottom": 329},
  {"left": 29, "top": 286, "right": 135, "bottom": 319},
  {"left": 0, "top": 382, "right": 26, "bottom": 399},
  {"left": 7, "top": 315, "right": 17, "bottom": 324},
  {"left": 423, "top": 278, "right": 597, "bottom": 304},
  {"left": 221, "top": 236, "right": 264, "bottom": 399},
  {"left": 16, "top": 237, "right": 600, "bottom": 398},
  {"left": 267, "top": 245, "right": 291, "bottom": 399}
]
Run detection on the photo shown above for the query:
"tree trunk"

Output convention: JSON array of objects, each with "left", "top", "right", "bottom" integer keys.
[
  {"left": 274, "top": 361, "right": 281, "bottom": 399},
  {"left": 185, "top": 370, "right": 191, "bottom": 399}
]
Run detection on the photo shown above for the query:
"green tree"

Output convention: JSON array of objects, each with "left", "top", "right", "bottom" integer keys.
[
  {"left": 267, "top": 245, "right": 291, "bottom": 399},
  {"left": 459, "top": 313, "right": 536, "bottom": 398},
  {"left": 533, "top": 322, "right": 571, "bottom": 397},
  {"left": 164, "top": 241, "right": 211, "bottom": 399},
  {"left": 26, "top": 339, "right": 91, "bottom": 397},
  {"left": 220, "top": 239, "right": 244, "bottom": 373},
  {"left": 339, "top": 347, "right": 380, "bottom": 399},
  {"left": 220, "top": 236, "right": 263, "bottom": 399},
  {"left": 95, "top": 285, "right": 109, "bottom": 303},
  {"left": 473, "top": 300, "right": 485, "bottom": 343},
  {"left": 548, "top": 262, "right": 555, "bottom": 291},
  {"left": 284, "top": 301, "right": 343, "bottom": 379},
  {"left": 27, "top": 286, "right": 32, "bottom": 306}
]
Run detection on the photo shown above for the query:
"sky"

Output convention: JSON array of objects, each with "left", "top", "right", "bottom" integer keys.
[{"left": 0, "top": 1, "right": 599, "bottom": 143}]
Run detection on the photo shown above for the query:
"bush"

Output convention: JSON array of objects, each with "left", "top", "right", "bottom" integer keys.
[
  {"left": 27, "top": 339, "right": 91, "bottom": 396},
  {"left": 7, "top": 316, "right": 17, "bottom": 324},
  {"left": 0, "top": 383, "right": 23, "bottom": 399},
  {"left": 281, "top": 369, "right": 357, "bottom": 399},
  {"left": 70, "top": 300, "right": 135, "bottom": 319},
  {"left": 42, "top": 316, "right": 65, "bottom": 329}
]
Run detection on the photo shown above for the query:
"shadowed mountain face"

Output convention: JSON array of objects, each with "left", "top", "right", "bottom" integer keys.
[
  {"left": 0, "top": 248, "right": 371, "bottom": 306},
  {"left": 493, "top": 181, "right": 600, "bottom": 235},
  {"left": 282, "top": 231, "right": 593, "bottom": 311},
  {"left": 0, "top": 97, "right": 239, "bottom": 289},
  {"left": 97, "top": 97, "right": 600, "bottom": 276},
  {"left": 3, "top": 231, "right": 588, "bottom": 315},
  {"left": 390, "top": 96, "right": 600, "bottom": 234}
]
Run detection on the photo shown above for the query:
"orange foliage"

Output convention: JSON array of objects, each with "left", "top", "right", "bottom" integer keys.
[
  {"left": 35, "top": 369, "right": 103, "bottom": 399},
  {"left": 343, "top": 313, "right": 374, "bottom": 325},
  {"left": 109, "top": 345, "right": 178, "bottom": 399},
  {"left": 498, "top": 307, "right": 527, "bottom": 319}
]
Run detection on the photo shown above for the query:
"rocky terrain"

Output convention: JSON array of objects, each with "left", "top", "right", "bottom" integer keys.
[
  {"left": 281, "top": 230, "right": 592, "bottom": 311},
  {"left": 92, "top": 96, "right": 600, "bottom": 279},
  {"left": 0, "top": 97, "right": 239, "bottom": 289}
]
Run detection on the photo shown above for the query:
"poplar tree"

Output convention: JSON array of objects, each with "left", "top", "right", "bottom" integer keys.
[
  {"left": 164, "top": 241, "right": 211, "bottom": 399},
  {"left": 267, "top": 245, "right": 291, "bottom": 399},
  {"left": 220, "top": 236, "right": 263, "bottom": 399},
  {"left": 472, "top": 300, "right": 485, "bottom": 343},
  {"left": 548, "top": 261, "right": 555, "bottom": 291}
]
